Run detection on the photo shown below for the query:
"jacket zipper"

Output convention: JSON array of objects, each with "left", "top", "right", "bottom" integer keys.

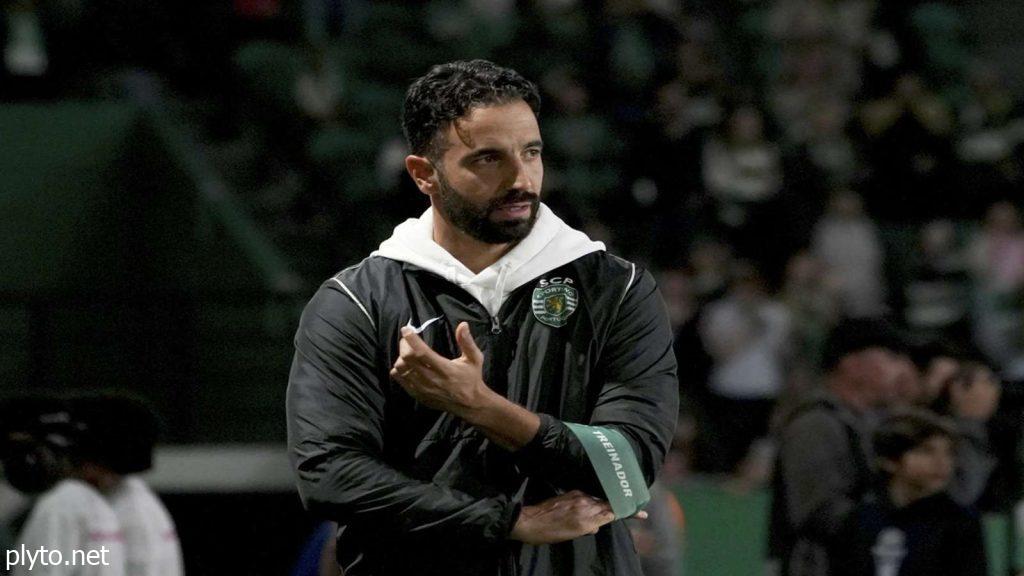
[{"left": 490, "top": 315, "right": 502, "bottom": 334}]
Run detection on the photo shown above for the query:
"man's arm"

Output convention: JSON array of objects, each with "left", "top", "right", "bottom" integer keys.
[
  {"left": 510, "top": 269, "right": 679, "bottom": 494},
  {"left": 393, "top": 269, "right": 678, "bottom": 497},
  {"left": 287, "top": 286, "right": 517, "bottom": 544},
  {"left": 288, "top": 284, "right": 614, "bottom": 546},
  {"left": 778, "top": 412, "right": 859, "bottom": 538},
  {"left": 389, "top": 321, "right": 541, "bottom": 451}
]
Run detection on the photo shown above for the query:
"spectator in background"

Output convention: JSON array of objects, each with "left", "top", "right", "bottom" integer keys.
[
  {"left": 294, "top": 42, "right": 343, "bottom": 126},
  {"left": 73, "top": 394, "right": 184, "bottom": 576},
  {"left": 540, "top": 65, "right": 623, "bottom": 222},
  {"left": 921, "top": 359, "right": 1001, "bottom": 508},
  {"left": 969, "top": 201, "right": 1024, "bottom": 373},
  {"left": 812, "top": 190, "right": 887, "bottom": 317},
  {"left": 699, "top": 262, "right": 790, "bottom": 477},
  {"left": 859, "top": 73, "right": 956, "bottom": 221},
  {"left": 599, "top": 0, "right": 680, "bottom": 122},
  {"left": 830, "top": 410, "right": 987, "bottom": 576},
  {"left": 957, "top": 64, "right": 1024, "bottom": 216},
  {"left": 702, "top": 105, "right": 783, "bottom": 263},
  {"left": 660, "top": 267, "right": 709, "bottom": 406},
  {"left": 660, "top": 29, "right": 726, "bottom": 144},
  {"left": 688, "top": 238, "right": 733, "bottom": 305},
  {"left": 779, "top": 251, "right": 840, "bottom": 399},
  {"left": 767, "top": 317, "right": 904, "bottom": 576},
  {"left": 903, "top": 220, "right": 971, "bottom": 345},
  {"left": 659, "top": 266, "right": 712, "bottom": 478},
  {"left": 0, "top": 396, "right": 127, "bottom": 576},
  {"left": 425, "top": 0, "right": 517, "bottom": 61},
  {"left": 770, "top": 52, "right": 839, "bottom": 150},
  {"left": 1, "top": 0, "right": 50, "bottom": 100},
  {"left": 802, "top": 99, "right": 861, "bottom": 189}
]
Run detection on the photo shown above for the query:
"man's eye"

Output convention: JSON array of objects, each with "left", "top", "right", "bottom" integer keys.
[
  {"left": 476, "top": 154, "right": 499, "bottom": 164},
  {"left": 525, "top": 148, "right": 542, "bottom": 159}
]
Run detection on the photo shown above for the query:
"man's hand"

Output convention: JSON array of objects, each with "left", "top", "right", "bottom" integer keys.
[
  {"left": 390, "top": 321, "right": 540, "bottom": 450},
  {"left": 390, "top": 321, "right": 490, "bottom": 416},
  {"left": 509, "top": 491, "right": 642, "bottom": 545}
]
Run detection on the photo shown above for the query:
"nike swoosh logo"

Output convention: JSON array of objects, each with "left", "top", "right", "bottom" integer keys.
[{"left": 405, "top": 315, "right": 444, "bottom": 334}]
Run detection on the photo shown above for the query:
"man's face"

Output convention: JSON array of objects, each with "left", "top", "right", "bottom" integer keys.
[
  {"left": 892, "top": 355, "right": 924, "bottom": 406},
  {"left": 847, "top": 347, "right": 903, "bottom": 408},
  {"left": 430, "top": 100, "right": 543, "bottom": 244}
]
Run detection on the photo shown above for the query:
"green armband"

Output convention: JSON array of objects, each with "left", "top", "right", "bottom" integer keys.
[{"left": 564, "top": 423, "right": 651, "bottom": 519}]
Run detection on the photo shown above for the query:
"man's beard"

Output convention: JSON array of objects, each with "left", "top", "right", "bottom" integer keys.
[{"left": 435, "top": 169, "right": 540, "bottom": 244}]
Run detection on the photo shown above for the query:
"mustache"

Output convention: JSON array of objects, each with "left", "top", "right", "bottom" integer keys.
[{"left": 489, "top": 191, "right": 539, "bottom": 210}]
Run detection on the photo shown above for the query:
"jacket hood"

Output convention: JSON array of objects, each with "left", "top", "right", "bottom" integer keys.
[{"left": 372, "top": 203, "right": 605, "bottom": 316}]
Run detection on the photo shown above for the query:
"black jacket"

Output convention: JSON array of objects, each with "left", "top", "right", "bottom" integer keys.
[
  {"left": 286, "top": 248, "right": 678, "bottom": 576},
  {"left": 830, "top": 492, "right": 988, "bottom": 576}
]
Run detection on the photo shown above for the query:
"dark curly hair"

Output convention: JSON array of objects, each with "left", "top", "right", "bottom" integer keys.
[
  {"left": 402, "top": 60, "right": 541, "bottom": 159},
  {"left": 873, "top": 408, "right": 956, "bottom": 468}
]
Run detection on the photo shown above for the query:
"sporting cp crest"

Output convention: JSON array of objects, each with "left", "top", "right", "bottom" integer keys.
[{"left": 532, "top": 277, "right": 578, "bottom": 328}]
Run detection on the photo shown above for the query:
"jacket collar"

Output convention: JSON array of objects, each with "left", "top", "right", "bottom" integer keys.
[{"left": 372, "top": 203, "right": 604, "bottom": 316}]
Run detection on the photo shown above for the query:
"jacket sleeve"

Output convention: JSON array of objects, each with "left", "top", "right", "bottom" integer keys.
[
  {"left": 950, "top": 512, "right": 989, "bottom": 576},
  {"left": 948, "top": 418, "right": 997, "bottom": 507},
  {"left": 287, "top": 284, "right": 520, "bottom": 544},
  {"left": 777, "top": 411, "right": 857, "bottom": 538},
  {"left": 513, "top": 269, "right": 679, "bottom": 496}
]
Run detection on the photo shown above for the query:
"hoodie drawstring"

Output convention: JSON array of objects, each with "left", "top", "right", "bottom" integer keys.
[{"left": 490, "top": 263, "right": 512, "bottom": 334}]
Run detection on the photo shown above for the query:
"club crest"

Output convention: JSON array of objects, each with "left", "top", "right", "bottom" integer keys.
[{"left": 532, "top": 277, "right": 578, "bottom": 327}]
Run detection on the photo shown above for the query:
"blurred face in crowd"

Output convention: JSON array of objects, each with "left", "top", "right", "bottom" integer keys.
[
  {"left": 840, "top": 347, "right": 903, "bottom": 409},
  {"left": 422, "top": 100, "right": 544, "bottom": 244},
  {"left": 883, "top": 434, "right": 955, "bottom": 501},
  {"left": 892, "top": 355, "right": 924, "bottom": 406},
  {"left": 728, "top": 106, "right": 764, "bottom": 145},
  {"left": 985, "top": 201, "right": 1022, "bottom": 235},
  {"left": 921, "top": 220, "right": 956, "bottom": 258},
  {"left": 829, "top": 190, "right": 864, "bottom": 219}
]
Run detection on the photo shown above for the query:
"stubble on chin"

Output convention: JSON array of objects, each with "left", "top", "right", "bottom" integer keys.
[{"left": 435, "top": 170, "right": 539, "bottom": 244}]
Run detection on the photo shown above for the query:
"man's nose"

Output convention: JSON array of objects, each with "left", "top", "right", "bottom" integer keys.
[{"left": 507, "top": 156, "right": 535, "bottom": 192}]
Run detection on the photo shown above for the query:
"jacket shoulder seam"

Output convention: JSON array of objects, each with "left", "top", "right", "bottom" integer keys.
[
  {"left": 616, "top": 261, "right": 637, "bottom": 309},
  {"left": 328, "top": 276, "right": 377, "bottom": 330}
]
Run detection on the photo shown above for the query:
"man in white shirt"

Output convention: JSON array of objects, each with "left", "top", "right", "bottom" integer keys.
[
  {"left": 72, "top": 395, "right": 184, "bottom": 576},
  {"left": 106, "top": 477, "right": 183, "bottom": 576},
  {"left": 1, "top": 397, "right": 126, "bottom": 576}
]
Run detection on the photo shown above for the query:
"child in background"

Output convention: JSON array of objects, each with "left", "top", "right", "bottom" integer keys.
[{"left": 830, "top": 409, "right": 987, "bottom": 576}]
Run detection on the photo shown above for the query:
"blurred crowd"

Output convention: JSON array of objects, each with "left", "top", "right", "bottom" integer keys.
[
  {"left": 0, "top": 395, "right": 182, "bottom": 576},
  {"left": 4, "top": 0, "right": 1024, "bottom": 573}
]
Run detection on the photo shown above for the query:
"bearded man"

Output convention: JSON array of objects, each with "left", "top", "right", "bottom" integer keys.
[{"left": 286, "top": 59, "right": 678, "bottom": 576}]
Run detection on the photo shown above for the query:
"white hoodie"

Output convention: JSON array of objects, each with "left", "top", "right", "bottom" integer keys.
[{"left": 372, "top": 203, "right": 605, "bottom": 317}]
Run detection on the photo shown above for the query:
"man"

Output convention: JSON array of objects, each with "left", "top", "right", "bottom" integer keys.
[
  {"left": 286, "top": 60, "right": 679, "bottom": 576},
  {"left": 0, "top": 396, "right": 126, "bottom": 576},
  {"left": 72, "top": 394, "right": 184, "bottom": 576},
  {"left": 767, "top": 317, "right": 905, "bottom": 576}
]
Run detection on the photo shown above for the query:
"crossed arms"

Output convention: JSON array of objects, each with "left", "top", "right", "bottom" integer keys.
[{"left": 286, "top": 270, "right": 678, "bottom": 547}]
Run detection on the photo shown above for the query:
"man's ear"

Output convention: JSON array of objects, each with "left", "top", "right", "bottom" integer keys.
[{"left": 405, "top": 155, "right": 437, "bottom": 196}]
